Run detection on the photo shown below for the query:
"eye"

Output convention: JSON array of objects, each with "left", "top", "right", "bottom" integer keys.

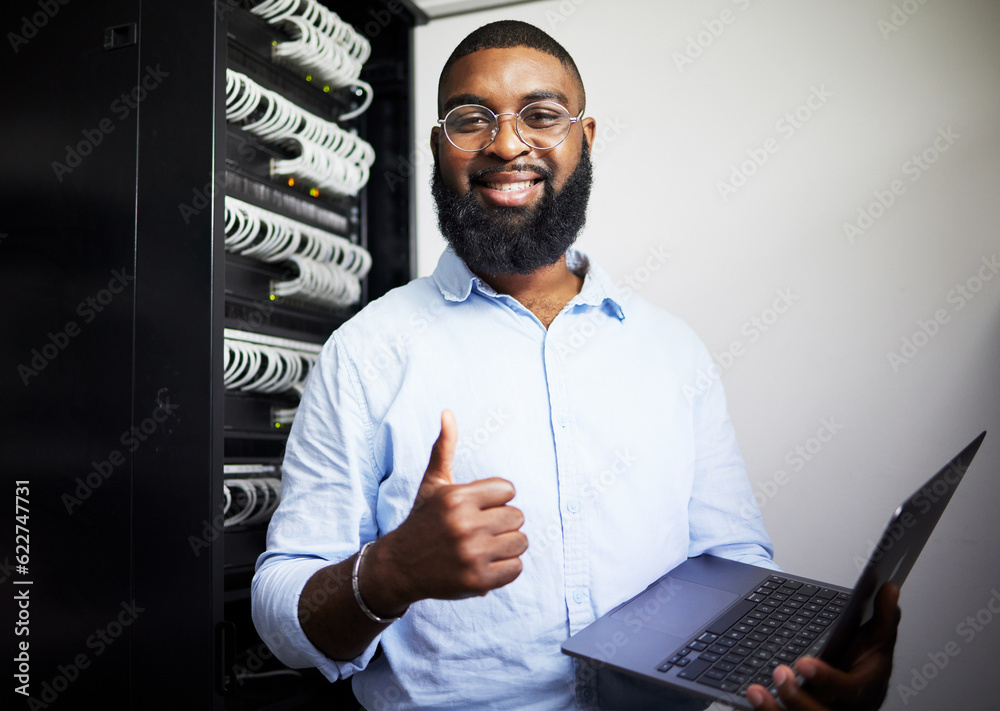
[
  {"left": 522, "top": 111, "right": 560, "bottom": 125},
  {"left": 520, "top": 104, "right": 567, "bottom": 129},
  {"left": 448, "top": 108, "right": 493, "bottom": 133}
]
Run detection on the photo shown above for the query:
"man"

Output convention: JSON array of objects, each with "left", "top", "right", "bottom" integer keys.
[{"left": 252, "top": 20, "right": 898, "bottom": 710}]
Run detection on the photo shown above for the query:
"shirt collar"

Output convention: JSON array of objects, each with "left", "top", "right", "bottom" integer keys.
[
  {"left": 431, "top": 246, "right": 478, "bottom": 302},
  {"left": 564, "top": 248, "right": 628, "bottom": 320},
  {"left": 432, "top": 246, "right": 628, "bottom": 321}
]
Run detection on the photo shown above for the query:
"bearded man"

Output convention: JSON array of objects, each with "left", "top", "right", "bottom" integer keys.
[{"left": 252, "top": 20, "right": 898, "bottom": 711}]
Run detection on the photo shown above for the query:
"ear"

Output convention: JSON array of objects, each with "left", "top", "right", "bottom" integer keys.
[
  {"left": 581, "top": 116, "right": 597, "bottom": 151},
  {"left": 430, "top": 125, "right": 441, "bottom": 163}
]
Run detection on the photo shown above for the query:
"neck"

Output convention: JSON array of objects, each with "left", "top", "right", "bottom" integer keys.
[{"left": 475, "top": 254, "right": 583, "bottom": 328}]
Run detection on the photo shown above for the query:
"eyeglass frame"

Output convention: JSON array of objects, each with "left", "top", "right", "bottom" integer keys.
[{"left": 436, "top": 100, "right": 586, "bottom": 153}]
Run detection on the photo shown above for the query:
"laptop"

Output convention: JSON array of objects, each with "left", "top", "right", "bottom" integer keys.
[{"left": 562, "top": 432, "right": 986, "bottom": 709}]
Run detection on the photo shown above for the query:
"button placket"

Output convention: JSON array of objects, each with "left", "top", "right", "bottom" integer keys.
[{"left": 544, "top": 321, "right": 592, "bottom": 636}]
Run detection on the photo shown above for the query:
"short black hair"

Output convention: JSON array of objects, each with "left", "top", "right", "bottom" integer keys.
[{"left": 438, "top": 20, "right": 585, "bottom": 114}]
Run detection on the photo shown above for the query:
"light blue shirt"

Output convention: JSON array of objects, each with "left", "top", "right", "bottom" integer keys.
[{"left": 252, "top": 247, "right": 775, "bottom": 710}]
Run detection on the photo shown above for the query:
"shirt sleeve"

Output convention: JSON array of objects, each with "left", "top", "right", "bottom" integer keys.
[
  {"left": 251, "top": 335, "right": 384, "bottom": 681},
  {"left": 686, "top": 352, "right": 780, "bottom": 571}
]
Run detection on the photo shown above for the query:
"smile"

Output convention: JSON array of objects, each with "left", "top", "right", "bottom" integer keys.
[
  {"left": 483, "top": 179, "right": 539, "bottom": 192},
  {"left": 471, "top": 170, "right": 546, "bottom": 207}
]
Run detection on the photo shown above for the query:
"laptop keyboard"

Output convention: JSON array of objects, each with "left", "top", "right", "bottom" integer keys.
[{"left": 655, "top": 574, "right": 850, "bottom": 697}]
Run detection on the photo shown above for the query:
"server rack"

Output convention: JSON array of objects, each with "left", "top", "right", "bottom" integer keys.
[{"left": 0, "top": 1, "right": 425, "bottom": 708}]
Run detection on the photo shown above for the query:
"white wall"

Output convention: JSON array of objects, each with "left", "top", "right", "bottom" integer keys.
[{"left": 411, "top": 2, "right": 1000, "bottom": 709}]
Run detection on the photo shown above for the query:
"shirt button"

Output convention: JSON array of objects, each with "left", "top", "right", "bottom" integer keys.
[
  {"left": 558, "top": 416, "right": 568, "bottom": 427},
  {"left": 581, "top": 688, "right": 594, "bottom": 703},
  {"left": 573, "top": 589, "right": 585, "bottom": 604},
  {"left": 566, "top": 501, "right": 580, "bottom": 514}
]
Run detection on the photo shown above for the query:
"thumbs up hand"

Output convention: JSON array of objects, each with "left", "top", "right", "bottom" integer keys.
[
  {"left": 373, "top": 410, "right": 528, "bottom": 607},
  {"left": 416, "top": 408, "right": 459, "bottom": 500}
]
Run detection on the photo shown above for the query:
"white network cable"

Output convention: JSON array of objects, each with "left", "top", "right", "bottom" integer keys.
[
  {"left": 223, "top": 477, "right": 282, "bottom": 527},
  {"left": 274, "top": 254, "right": 362, "bottom": 307},
  {"left": 224, "top": 196, "right": 369, "bottom": 308},
  {"left": 225, "top": 69, "right": 374, "bottom": 196},
  {"left": 223, "top": 330, "right": 322, "bottom": 429},
  {"left": 223, "top": 329, "right": 321, "bottom": 396},
  {"left": 251, "top": 0, "right": 373, "bottom": 120}
]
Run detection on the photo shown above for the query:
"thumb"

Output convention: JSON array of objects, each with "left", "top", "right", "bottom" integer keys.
[{"left": 422, "top": 409, "right": 457, "bottom": 490}]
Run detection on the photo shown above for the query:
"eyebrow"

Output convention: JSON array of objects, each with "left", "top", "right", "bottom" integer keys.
[{"left": 441, "top": 89, "right": 574, "bottom": 115}]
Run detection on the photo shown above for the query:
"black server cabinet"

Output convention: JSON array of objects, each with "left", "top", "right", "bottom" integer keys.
[{"left": 1, "top": 1, "right": 425, "bottom": 709}]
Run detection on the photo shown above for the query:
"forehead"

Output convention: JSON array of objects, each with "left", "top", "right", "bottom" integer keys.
[{"left": 438, "top": 46, "right": 581, "bottom": 114}]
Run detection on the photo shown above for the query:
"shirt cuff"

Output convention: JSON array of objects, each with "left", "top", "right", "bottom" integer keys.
[{"left": 251, "top": 555, "right": 382, "bottom": 681}]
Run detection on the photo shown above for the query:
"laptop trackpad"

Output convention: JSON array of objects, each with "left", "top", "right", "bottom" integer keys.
[{"left": 610, "top": 577, "right": 739, "bottom": 638}]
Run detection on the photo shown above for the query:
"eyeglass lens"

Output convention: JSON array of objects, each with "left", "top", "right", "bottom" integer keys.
[{"left": 444, "top": 101, "right": 573, "bottom": 151}]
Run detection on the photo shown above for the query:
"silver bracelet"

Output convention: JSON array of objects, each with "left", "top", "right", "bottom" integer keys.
[{"left": 352, "top": 540, "right": 407, "bottom": 624}]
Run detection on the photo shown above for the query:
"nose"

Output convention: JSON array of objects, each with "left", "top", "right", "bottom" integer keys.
[{"left": 484, "top": 112, "right": 531, "bottom": 161}]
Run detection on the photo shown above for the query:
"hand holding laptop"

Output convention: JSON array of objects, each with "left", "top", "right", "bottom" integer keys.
[
  {"left": 562, "top": 432, "right": 982, "bottom": 710},
  {"left": 747, "top": 582, "right": 900, "bottom": 711}
]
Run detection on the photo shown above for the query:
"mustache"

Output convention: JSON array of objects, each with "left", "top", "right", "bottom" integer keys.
[{"left": 469, "top": 163, "right": 554, "bottom": 182}]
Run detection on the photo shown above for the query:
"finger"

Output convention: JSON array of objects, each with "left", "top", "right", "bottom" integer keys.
[
  {"left": 462, "top": 477, "right": 517, "bottom": 508},
  {"left": 745, "top": 684, "right": 781, "bottom": 710},
  {"left": 477, "top": 505, "right": 524, "bottom": 536},
  {"left": 489, "top": 530, "right": 529, "bottom": 560},
  {"left": 772, "top": 665, "right": 828, "bottom": 711},
  {"left": 794, "top": 655, "right": 855, "bottom": 691},
  {"left": 423, "top": 409, "right": 458, "bottom": 489},
  {"left": 869, "top": 581, "right": 902, "bottom": 648},
  {"left": 797, "top": 652, "right": 898, "bottom": 711},
  {"left": 484, "top": 556, "right": 523, "bottom": 589}
]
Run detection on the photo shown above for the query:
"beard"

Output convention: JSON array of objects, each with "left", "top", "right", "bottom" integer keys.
[{"left": 431, "top": 142, "right": 593, "bottom": 276}]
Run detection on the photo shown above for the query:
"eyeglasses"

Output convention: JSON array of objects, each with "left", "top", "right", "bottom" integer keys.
[{"left": 437, "top": 101, "right": 584, "bottom": 152}]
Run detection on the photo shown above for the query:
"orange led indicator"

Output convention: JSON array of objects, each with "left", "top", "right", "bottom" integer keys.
[
  {"left": 287, "top": 177, "right": 295, "bottom": 186},
  {"left": 309, "top": 188, "right": 320, "bottom": 197}
]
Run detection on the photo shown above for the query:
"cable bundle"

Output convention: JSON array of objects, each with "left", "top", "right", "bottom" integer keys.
[
  {"left": 275, "top": 254, "right": 362, "bottom": 306},
  {"left": 225, "top": 196, "right": 369, "bottom": 307},
  {"left": 250, "top": 0, "right": 373, "bottom": 120},
  {"left": 224, "top": 477, "right": 282, "bottom": 527},
  {"left": 223, "top": 328, "right": 322, "bottom": 396},
  {"left": 225, "top": 69, "right": 374, "bottom": 196}
]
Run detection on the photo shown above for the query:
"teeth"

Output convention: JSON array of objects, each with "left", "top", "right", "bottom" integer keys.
[{"left": 485, "top": 180, "right": 534, "bottom": 192}]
